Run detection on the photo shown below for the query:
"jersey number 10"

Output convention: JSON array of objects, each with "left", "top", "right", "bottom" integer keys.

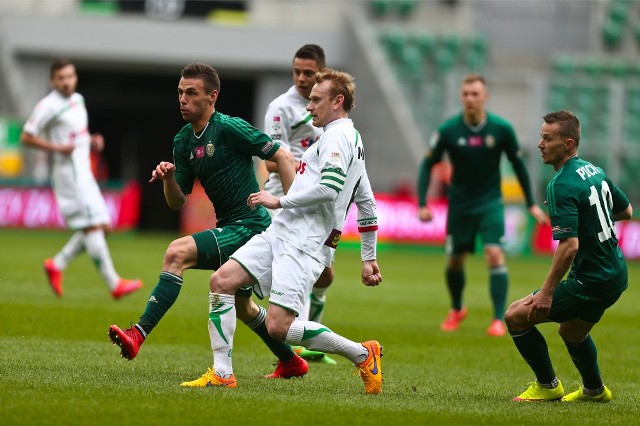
[{"left": 588, "top": 181, "right": 615, "bottom": 243}]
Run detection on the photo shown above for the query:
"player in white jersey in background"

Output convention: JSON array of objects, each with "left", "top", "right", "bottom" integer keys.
[
  {"left": 182, "top": 68, "right": 384, "bottom": 394},
  {"left": 20, "top": 58, "right": 142, "bottom": 300},
  {"left": 263, "top": 44, "right": 336, "bottom": 365}
]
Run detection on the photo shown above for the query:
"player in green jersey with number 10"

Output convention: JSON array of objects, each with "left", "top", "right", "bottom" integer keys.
[{"left": 507, "top": 110, "right": 632, "bottom": 402}]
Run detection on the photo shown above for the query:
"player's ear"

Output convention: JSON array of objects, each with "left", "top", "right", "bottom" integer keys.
[
  {"left": 209, "top": 90, "right": 218, "bottom": 104},
  {"left": 333, "top": 93, "right": 344, "bottom": 110},
  {"left": 565, "top": 138, "right": 576, "bottom": 151}
]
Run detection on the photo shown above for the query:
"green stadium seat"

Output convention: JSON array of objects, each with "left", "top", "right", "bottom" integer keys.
[
  {"left": 583, "top": 56, "right": 607, "bottom": 78},
  {"left": 602, "top": 19, "right": 624, "bottom": 48},
  {"left": 370, "top": 0, "right": 392, "bottom": 17},
  {"left": 434, "top": 46, "right": 456, "bottom": 72},
  {"left": 399, "top": 45, "right": 424, "bottom": 83},
  {"left": 552, "top": 55, "right": 576, "bottom": 76},
  {"left": 413, "top": 30, "right": 436, "bottom": 58},
  {"left": 397, "top": 0, "right": 418, "bottom": 18},
  {"left": 440, "top": 34, "right": 461, "bottom": 58},
  {"left": 469, "top": 35, "right": 488, "bottom": 57},
  {"left": 380, "top": 27, "right": 408, "bottom": 61},
  {"left": 608, "top": 0, "right": 629, "bottom": 24}
]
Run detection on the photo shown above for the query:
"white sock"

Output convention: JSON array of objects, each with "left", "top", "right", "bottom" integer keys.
[
  {"left": 83, "top": 229, "right": 119, "bottom": 289},
  {"left": 53, "top": 231, "right": 85, "bottom": 270},
  {"left": 309, "top": 287, "right": 328, "bottom": 323},
  {"left": 286, "top": 319, "right": 367, "bottom": 365},
  {"left": 208, "top": 292, "right": 236, "bottom": 378}
]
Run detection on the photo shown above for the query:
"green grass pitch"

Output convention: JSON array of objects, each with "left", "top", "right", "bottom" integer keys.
[{"left": 2, "top": 229, "right": 639, "bottom": 425}]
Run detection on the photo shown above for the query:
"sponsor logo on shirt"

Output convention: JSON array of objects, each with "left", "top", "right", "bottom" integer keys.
[
  {"left": 551, "top": 226, "right": 572, "bottom": 235},
  {"left": 195, "top": 146, "right": 205, "bottom": 159},
  {"left": 457, "top": 137, "right": 466, "bottom": 146},
  {"left": 261, "top": 141, "right": 276, "bottom": 155},
  {"left": 468, "top": 136, "right": 483, "bottom": 147}
]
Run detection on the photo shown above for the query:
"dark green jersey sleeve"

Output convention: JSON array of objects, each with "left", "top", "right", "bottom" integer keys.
[
  {"left": 416, "top": 131, "right": 445, "bottom": 207},
  {"left": 546, "top": 179, "right": 579, "bottom": 240},
  {"left": 222, "top": 116, "right": 280, "bottom": 160},
  {"left": 608, "top": 174, "right": 631, "bottom": 214},
  {"left": 501, "top": 121, "right": 535, "bottom": 207}
]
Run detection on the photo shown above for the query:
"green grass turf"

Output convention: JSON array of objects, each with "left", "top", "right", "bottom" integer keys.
[{"left": 1, "top": 229, "right": 639, "bottom": 425}]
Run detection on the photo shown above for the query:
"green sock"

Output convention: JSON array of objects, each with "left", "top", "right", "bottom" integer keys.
[
  {"left": 446, "top": 267, "right": 465, "bottom": 310},
  {"left": 245, "top": 304, "right": 294, "bottom": 362},
  {"left": 510, "top": 327, "right": 556, "bottom": 384},
  {"left": 137, "top": 272, "right": 183, "bottom": 335},
  {"left": 565, "top": 334, "right": 603, "bottom": 390},
  {"left": 489, "top": 266, "right": 508, "bottom": 320}
]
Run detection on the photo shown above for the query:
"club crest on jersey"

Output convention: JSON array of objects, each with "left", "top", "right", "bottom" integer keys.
[
  {"left": 206, "top": 142, "right": 214, "bottom": 157},
  {"left": 324, "top": 229, "right": 342, "bottom": 249},
  {"left": 457, "top": 137, "right": 466, "bottom": 146},
  {"left": 271, "top": 116, "right": 281, "bottom": 131},
  {"left": 195, "top": 146, "right": 204, "bottom": 158},
  {"left": 486, "top": 135, "right": 495, "bottom": 148}
]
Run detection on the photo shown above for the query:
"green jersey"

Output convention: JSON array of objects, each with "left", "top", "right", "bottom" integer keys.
[
  {"left": 173, "top": 111, "right": 280, "bottom": 229},
  {"left": 546, "top": 157, "right": 629, "bottom": 292},
  {"left": 417, "top": 112, "right": 534, "bottom": 212}
]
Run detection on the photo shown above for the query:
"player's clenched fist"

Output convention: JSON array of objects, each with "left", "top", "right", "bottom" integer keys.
[{"left": 149, "top": 161, "right": 176, "bottom": 183}]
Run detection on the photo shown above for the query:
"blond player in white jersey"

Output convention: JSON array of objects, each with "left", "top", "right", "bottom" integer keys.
[
  {"left": 21, "top": 58, "right": 142, "bottom": 300},
  {"left": 263, "top": 45, "right": 335, "bottom": 365},
  {"left": 181, "top": 68, "right": 384, "bottom": 395}
]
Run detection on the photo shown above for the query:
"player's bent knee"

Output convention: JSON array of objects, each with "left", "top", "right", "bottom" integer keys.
[
  {"left": 163, "top": 239, "right": 190, "bottom": 269},
  {"left": 314, "top": 267, "right": 334, "bottom": 288},
  {"left": 504, "top": 303, "right": 520, "bottom": 330},
  {"left": 264, "top": 320, "right": 288, "bottom": 342}
]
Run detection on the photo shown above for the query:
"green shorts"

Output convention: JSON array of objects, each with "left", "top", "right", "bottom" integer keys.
[
  {"left": 191, "top": 225, "right": 263, "bottom": 298},
  {"left": 445, "top": 203, "right": 504, "bottom": 256},
  {"left": 537, "top": 277, "right": 627, "bottom": 323}
]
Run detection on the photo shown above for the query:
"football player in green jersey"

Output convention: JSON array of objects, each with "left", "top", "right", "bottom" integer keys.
[
  {"left": 108, "top": 63, "right": 310, "bottom": 379},
  {"left": 507, "top": 110, "right": 632, "bottom": 402},
  {"left": 417, "top": 74, "right": 548, "bottom": 336}
]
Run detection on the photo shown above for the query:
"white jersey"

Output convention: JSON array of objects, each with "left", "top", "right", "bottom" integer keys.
[
  {"left": 263, "top": 85, "right": 323, "bottom": 197},
  {"left": 23, "top": 90, "right": 110, "bottom": 228},
  {"left": 272, "top": 118, "right": 377, "bottom": 267}
]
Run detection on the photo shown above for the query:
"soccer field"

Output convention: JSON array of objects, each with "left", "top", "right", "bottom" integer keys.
[{"left": 1, "top": 229, "right": 639, "bottom": 425}]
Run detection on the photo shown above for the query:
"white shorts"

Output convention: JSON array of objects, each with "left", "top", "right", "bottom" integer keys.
[
  {"left": 53, "top": 175, "right": 111, "bottom": 230},
  {"left": 230, "top": 228, "right": 325, "bottom": 316}
]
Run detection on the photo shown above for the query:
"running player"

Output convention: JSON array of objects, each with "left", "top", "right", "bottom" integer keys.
[{"left": 21, "top": 58, "right": 142, "bottom": 300}]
